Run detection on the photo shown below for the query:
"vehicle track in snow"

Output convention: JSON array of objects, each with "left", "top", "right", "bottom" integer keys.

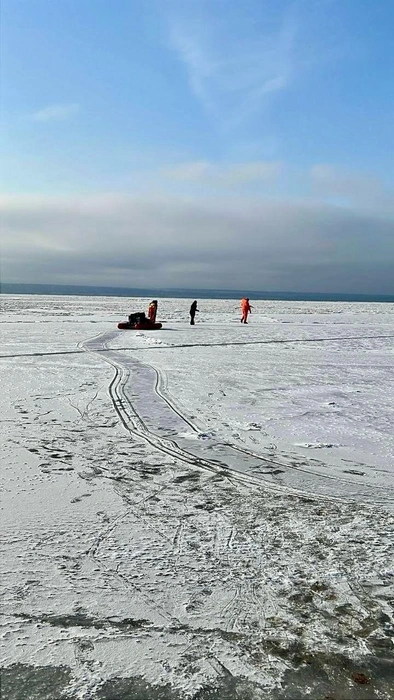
[
  {"left": 82, "top": 330, "right": 394, "bottom": 509},
  {"left": 81, "top": 333, "right": 240, "bottom": 484},
  {"left": 2, "top": 332, "right": 394, "bottom": 359}
]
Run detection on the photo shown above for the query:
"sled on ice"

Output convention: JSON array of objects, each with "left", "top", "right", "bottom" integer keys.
[{"left": 117, "top": 312, "right": 162, "bottom": 330}]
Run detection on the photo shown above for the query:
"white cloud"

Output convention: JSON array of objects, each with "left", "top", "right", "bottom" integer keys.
[
  {"left": 162, "top": 0, "right": 350, "bottom": 134},
  {"left": 31, "top": 103, "right": 79, "bottom": 122},
  {"left": 166, "top": 2, "right": 295, "bottom": 127},
  {"left": 162, "top": 160, "right": 283, "bottom": 185}
]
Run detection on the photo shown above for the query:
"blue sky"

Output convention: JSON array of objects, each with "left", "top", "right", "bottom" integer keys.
[{"left": 1, "top": 0, "right": 393, "bottom": 292}]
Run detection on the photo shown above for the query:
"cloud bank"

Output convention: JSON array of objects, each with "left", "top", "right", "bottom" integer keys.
[{"left": 1, "top": 185, "right": 393, "bottom": 293}]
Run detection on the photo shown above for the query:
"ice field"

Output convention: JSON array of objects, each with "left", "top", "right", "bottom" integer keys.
[{"left": 1, "top": 294, "right": 393, "bottom": 699}]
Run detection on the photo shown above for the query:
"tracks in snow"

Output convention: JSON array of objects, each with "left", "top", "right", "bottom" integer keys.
[
  {"left": 82, "top": 330, "right": 393, "bottom": 509},
  {"left": 2, "top": 332, "right": 394, "bottom": 360}
]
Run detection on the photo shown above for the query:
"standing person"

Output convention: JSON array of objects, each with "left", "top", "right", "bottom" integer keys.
[
  {"left": 148, "top": 300, "right": 158, "bottom": 323},
  {"left": 189, "top": 300, "right": 199, "bottom": 325},
  {"left": 240, "top": 297, "right": 252, "bottom": 324}
]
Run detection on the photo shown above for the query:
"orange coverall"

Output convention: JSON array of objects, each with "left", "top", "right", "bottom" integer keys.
[
  {"left": 148, "top": 301, "right": 158, "bottom": 323},
  {"left": 241, "top": 298, "right": 252, "bottom": 323}
]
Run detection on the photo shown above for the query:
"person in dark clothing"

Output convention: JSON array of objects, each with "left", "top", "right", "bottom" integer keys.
[{"left": 189, "top": 300, "right": 199, "bottom": 325}]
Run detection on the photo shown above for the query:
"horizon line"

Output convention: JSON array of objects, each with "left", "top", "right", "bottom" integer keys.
[{"left": 1, "top": 282, "right": 393, "bottom": 302}]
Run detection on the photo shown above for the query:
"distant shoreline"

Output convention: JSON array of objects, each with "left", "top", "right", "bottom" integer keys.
[{"left": 1, "top": 283, "right": 393, "bottom": 303}]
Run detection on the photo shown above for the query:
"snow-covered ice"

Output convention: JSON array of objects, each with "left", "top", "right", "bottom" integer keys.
[{"left": 1, "top": 295, "right": 393, "bottom": 699}]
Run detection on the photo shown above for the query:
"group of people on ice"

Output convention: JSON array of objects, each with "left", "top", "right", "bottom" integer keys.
[
  {"left": 128, "top": 299, "right": 199, "bottom": 327},
  {"left": 127, "top": 298, "right": 252, "bottom": 327}
]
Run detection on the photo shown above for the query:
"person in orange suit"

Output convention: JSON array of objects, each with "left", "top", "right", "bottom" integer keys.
[
  {"left": 240, "top": 297, "right": 252, "bottom": 323},
  {"left": 148, "top": 300, "right": 158, "bottom": 324}
]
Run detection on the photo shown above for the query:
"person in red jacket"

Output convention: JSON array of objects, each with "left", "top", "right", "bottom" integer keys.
[
  {"left": 240, "top": 297, "right": 252, "bottom": 323},
  {"left": 148, "top": 300, "right": 158, "bottom": 324}
]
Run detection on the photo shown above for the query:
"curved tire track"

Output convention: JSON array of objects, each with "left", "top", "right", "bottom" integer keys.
[{"left": 82, "top": 330, "right": 394, "bottom": 509}]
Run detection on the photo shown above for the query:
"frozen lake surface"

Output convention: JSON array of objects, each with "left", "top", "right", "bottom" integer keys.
[{"left": 1, "top": 295, "right": 394, "bottom": 699}]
